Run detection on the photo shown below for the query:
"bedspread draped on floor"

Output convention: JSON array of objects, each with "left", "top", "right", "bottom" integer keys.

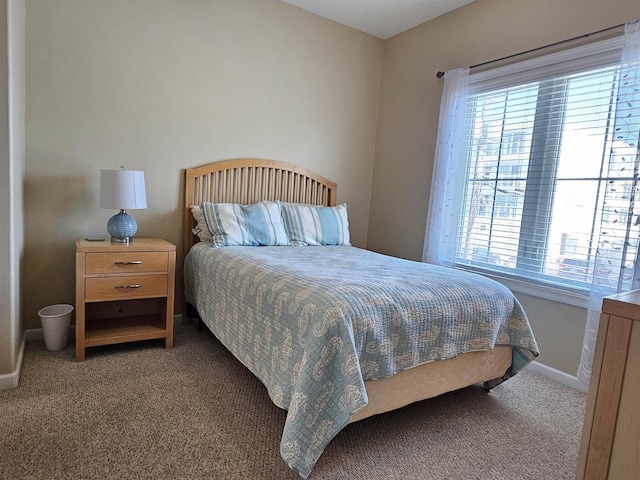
[{"left": 184, "top": 244, "right": 539, "bottom": 477}]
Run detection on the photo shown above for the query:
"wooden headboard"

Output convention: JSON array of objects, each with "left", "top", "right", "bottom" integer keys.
[{"left": 183, "top": 159, "right": 337, "bottom": 259}]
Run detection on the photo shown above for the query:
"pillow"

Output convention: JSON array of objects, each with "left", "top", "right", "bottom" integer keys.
[
  {"left": 279, "top": 202, "right": 351, "bottom": 246},
  {"left": 199, "top": 201, "right": 290, "bottom": 247},
  {"left": 190, "top": 205, "right": 211, "bottom": 242}
]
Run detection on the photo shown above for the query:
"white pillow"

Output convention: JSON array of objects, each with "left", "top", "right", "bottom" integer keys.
[
  {"left": 279, "top": 202, "right": 351, "bottom": 246},
  {"left": 200, "top": 201, "right": 290, "bottom": 247},
  {"left": 190, "top": 205, "right": 211, "bottom": 242}
]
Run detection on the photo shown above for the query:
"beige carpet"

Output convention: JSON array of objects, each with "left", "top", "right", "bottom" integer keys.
[{"left": 1, "top": 323, "right": 586, "bottom": 480}]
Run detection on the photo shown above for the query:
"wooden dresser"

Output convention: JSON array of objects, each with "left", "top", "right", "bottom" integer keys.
[
  {"left": 576, "top": 290, "right": 640, "bottom": 479},
  {"left": 75, "top": 238, "right": 176, "bottom": 361}
]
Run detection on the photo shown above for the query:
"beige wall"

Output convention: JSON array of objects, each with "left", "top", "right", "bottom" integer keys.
[
  {"left": 22, "top": 0, "right": 640, "bottom": 378},
  {"left": 369, "top": 0, "right": 640, "bottom": 375},
  {"left": 24, "top": 0, "right": 384, "bottom": 329},
  {"left": 0, "top": 0, "right": 25, "bottom": 382}
]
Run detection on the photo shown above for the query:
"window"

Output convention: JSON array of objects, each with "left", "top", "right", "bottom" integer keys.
[{"left": 426, "top": 34, "right": 640, "bottom": 295}]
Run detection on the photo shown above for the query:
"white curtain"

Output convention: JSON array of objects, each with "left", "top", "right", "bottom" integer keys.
[
  {"left": 423, "top": 67, "right": 470, "bottom": 266},
  {"left": 577, "top": 19, "right": 640, "bottom": 386}
]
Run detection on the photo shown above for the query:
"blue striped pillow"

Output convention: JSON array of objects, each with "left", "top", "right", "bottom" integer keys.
[
  {"left": 279, "top": 202, "right": 351, "bottom": 246},
  {"left": 200, "top": 201, "right": 290, "bottom": 247}
]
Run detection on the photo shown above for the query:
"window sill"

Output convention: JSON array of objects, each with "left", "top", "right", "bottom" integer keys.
[{"left": 457, "top": 267, "right": 591, "bottom": 309}]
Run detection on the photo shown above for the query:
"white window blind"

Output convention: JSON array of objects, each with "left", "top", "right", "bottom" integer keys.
[{"left": 437, "top": 34, "right": 640, "bottom": 292}]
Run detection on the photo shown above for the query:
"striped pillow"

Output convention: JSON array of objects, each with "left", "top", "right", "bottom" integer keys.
[
  {"left": 200, "top": 201, "right": 290, "bottom": 247},
  {"left": 279, "top": 202, "right": 351, "bottom": 246}
]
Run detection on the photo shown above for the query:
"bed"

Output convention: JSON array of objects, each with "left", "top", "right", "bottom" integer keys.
[{"left": 182, "top": 159, "right": 539, "bottom": 478}]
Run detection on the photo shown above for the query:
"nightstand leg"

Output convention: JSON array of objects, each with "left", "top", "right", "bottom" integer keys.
[
  {"left": 165, "top": 305, "right": 174, "bottom": 349},
  {"left": 75, "top": 251, "right": 86, "bottom": 362},
  {"left": 165, "top": 250, "right": 175, "bottom": 349}
]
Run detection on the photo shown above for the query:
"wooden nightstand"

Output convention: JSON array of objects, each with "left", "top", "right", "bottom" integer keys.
[{"left": 75, "top": 238, "right": 176, "bottom": 361}]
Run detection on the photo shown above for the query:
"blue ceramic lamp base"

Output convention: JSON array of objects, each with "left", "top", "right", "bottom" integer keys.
[{"left": 107, "top": 210, "right": 138, "bottom": 244}]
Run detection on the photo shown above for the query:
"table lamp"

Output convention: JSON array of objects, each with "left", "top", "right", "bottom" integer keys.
[{"left": 100, "top": 168, "right": 147, "bottom": 243}]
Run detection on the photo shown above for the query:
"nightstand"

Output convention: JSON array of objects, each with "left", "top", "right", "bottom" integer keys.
[{"left": 75, "top": 238, "right": 176, "bottom": 361}]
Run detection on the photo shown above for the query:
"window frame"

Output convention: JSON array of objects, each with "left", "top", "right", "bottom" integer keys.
[{"left": 446, "top": 36, "right": 633, "bottom": 303}]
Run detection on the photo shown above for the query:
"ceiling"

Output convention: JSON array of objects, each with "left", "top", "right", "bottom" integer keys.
[{"left": 279, "top": 0, "right": 475, "bottom": 39}]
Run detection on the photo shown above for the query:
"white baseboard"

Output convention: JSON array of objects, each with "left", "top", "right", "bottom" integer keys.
[
  {"left": 25, "top": 327, "right": 45, "bottom": 342},
  {"left": 25, "top": 325, "right": 77, "bottom": 342},
  {"left": 11, "top": 317, "right": 572, "bottom": 398},
  {"left": 526, "top": 360, "right": 589, "bottom": 393},
  {"left": 0, "top": 331, "right": 27, "bottom": 391}
]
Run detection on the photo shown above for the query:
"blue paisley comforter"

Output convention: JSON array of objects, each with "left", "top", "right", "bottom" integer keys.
[{"left": 184, "top": 243, "right": 538, "bottom": 477}]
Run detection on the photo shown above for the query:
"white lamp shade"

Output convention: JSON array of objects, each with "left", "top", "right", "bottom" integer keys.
[{"left": 100, "top": 169, "right": 147, "bottom": 210}]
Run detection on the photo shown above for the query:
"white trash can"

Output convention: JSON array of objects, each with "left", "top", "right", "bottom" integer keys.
[{"left": 38, "top": 304, "right": 74, "bottom": 351}]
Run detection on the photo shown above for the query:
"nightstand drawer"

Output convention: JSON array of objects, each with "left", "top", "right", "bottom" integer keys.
[
  {"left": 85, "top": 252, "right": 168, "bottom": 274},
  {"left": 85, "top": 275, "right": 168, "bottom": 301}
]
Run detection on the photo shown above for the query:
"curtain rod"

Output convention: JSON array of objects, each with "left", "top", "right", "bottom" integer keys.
[{"left": 435, "top": 22, "right": 625, "bottom": 79}]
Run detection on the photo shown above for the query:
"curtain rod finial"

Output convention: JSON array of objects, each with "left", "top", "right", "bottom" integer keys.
[{"left": 436, "top": 71, "right": 445, "bottom": 79}]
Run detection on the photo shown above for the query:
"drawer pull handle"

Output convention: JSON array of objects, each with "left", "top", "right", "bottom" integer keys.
[
  {"left": 114, "top": 284, "right": 142, "bottom": 289},
  {"left": 114, "top": 260, "right": 142, "bottom": 265}
]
